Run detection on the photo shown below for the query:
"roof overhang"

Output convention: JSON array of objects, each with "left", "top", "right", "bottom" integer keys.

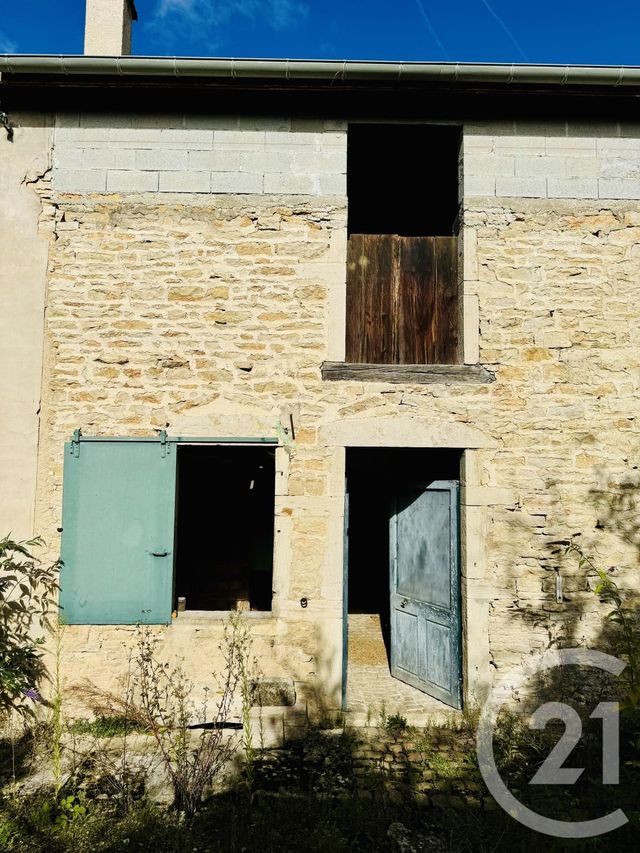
[{"left": 3, "top": 57, "right": 640, "bottom": 120}]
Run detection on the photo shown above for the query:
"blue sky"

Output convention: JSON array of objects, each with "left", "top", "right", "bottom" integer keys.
[{"left": 1, "top": 1, "right": 639, "bottom": 65}]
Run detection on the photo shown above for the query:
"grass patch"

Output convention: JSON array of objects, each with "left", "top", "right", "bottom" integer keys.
[
  {"left": 1, "top": 783, "right": 638, "bottom": 853},
  {"left": 67, "top": 716, "right": 150, "bottom": 738}
]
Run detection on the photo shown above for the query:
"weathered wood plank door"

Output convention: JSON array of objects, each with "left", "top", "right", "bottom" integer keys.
[
  {"left": 346, "top": 234, "right": 396, "bottom": 363},
  {"left": 346, "top": 234, "right": 458, "bottom": 364},
  {"left": 389, "top": 480, "right": 462, "bottom": 708}
]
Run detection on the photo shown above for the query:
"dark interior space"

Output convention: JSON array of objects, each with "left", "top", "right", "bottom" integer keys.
[
  {"left": 347, "top": 124, "right": 461, "bottom": 237},
  {"left": 346, "top": 448, "right": 462, "bottom": 654},
  {"left": 174, "top": 445, "right": 275, "bottom": 611}
]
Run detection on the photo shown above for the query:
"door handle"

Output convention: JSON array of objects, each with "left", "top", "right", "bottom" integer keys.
[
  {"left": 400, "top": 598, "right": 409, "bottom": 609},
  {"left": 149, "top": 550, "right": 169, "bottom": 557}
]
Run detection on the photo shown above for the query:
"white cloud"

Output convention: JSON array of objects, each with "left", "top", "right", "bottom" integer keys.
[
  {"left": 157, "top": 0, "right": 194, "bottom": 15},
  {"left": 0, "top": 31, "right": 17, "bottom": 54},
  {"left": 150, "top": 0, "right": 309, "bottom": 48}
]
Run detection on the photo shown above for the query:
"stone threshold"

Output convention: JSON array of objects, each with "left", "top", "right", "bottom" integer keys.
[{"left": 321, "top": 362, "right": 496, "bottom": 384}]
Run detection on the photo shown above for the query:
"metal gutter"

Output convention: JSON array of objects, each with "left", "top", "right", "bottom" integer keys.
[{"left": 0, "top": 56, "right": 639, "bottom": 87}]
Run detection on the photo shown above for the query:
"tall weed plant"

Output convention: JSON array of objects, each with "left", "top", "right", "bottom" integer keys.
[{"left": 133, "top": 612, "right": 254, "bottom": 816}]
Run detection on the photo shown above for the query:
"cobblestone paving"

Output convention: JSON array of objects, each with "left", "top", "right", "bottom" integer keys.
[{"left": 346, "top": 614, "right": 458, "bottom": 725}]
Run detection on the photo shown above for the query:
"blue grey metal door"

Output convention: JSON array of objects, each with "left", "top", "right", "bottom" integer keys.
[{"left": 390, "top": 480, "right": 461, "bottom": 708}]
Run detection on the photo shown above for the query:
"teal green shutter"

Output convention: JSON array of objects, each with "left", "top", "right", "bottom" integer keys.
[{"left": 60, "top": 439, "right": 177, "bottom": 624}]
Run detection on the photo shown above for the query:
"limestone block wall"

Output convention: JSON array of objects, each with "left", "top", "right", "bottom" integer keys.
[
  {"left": 463, "top": 200, "right": 640, "bottom": 675},
  {"left": 29, "top": 114, "right": 640, "bottom": 715},
  {"left": 34, "top": 191, "right": 348, "bottom": 713}
]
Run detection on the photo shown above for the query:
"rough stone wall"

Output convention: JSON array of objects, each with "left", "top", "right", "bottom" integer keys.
[
  {"left": 32, "top": 121, "right": 640, "bottom": 717},
  {"left": 466, "top": 199, "right": 640, "bottom": 673},
  {"left": 35, "top": 192, "right": 348, "bottom": 715}
]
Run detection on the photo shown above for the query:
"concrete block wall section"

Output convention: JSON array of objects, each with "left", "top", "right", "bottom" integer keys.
[
  {"left": 463, "top": 122, "right": 640, "bottom": 199},
  {"left": 52, "top": 115, "right": 347, "bottom": 196},
  {"left": 52, "top": 115, "right": 640, "bottom": 200}
]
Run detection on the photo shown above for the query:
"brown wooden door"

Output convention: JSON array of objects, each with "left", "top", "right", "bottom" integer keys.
[{"left": 346, "top": 234, "right": 458, "bottom": 365}]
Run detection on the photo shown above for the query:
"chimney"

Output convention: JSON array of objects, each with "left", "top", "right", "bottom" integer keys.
[{"left": 84, "top": 0, "right": 138, "bottom": 56}]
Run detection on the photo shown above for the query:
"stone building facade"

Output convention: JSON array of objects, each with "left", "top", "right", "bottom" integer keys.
[{"left": 2, "top": 10, "right": 640, "bottom": 727}]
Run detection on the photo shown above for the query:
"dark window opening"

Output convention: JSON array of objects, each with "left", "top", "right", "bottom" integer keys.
[
  {"left": 346, "top": 448, "right": 462, "bottom": 664},
  {"left": 174, "top": 446, "right": 275, "bottom": 612},
  {"left": 348, "top": 124, "right": 461, "bottom": 238},
  {"left": 346, "top": 124, "right": 462, "bottom": 365}
]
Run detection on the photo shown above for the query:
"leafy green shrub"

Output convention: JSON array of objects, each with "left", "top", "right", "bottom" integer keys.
[
  {"left": 0, "top": 536, "right": 59, "bottom": 719},
  {"left": 40, "top": 793, "right": 86, "bottom": 829},
  {"left": 0, "top": 790, "right": 181, "bottom": 853},
  {"left": 384, "top": 713, "right": 408, "bottom": 737}
]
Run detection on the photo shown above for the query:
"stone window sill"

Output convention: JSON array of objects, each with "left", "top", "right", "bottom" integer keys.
[
  {"left": 172, "top": 611, "right": 274, "bottom": 625},
  {"left": 320, "top": 362, "right": 495, "bottom": 384}
]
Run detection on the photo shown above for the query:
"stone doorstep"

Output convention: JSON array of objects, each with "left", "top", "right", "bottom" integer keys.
[
  {"left": 247, "top": 696, "right": 311, "bottom": 747},
  {"left": 251, "top": 676, "right": 296, "bottom": 707}
]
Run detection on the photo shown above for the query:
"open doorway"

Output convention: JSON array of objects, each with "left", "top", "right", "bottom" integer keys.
[
  {"left": 174, "top": 445, "right": 275, "bottom": 612},
  {"left": 345, "top": 448, "right": 462, "bottom": 715}
]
